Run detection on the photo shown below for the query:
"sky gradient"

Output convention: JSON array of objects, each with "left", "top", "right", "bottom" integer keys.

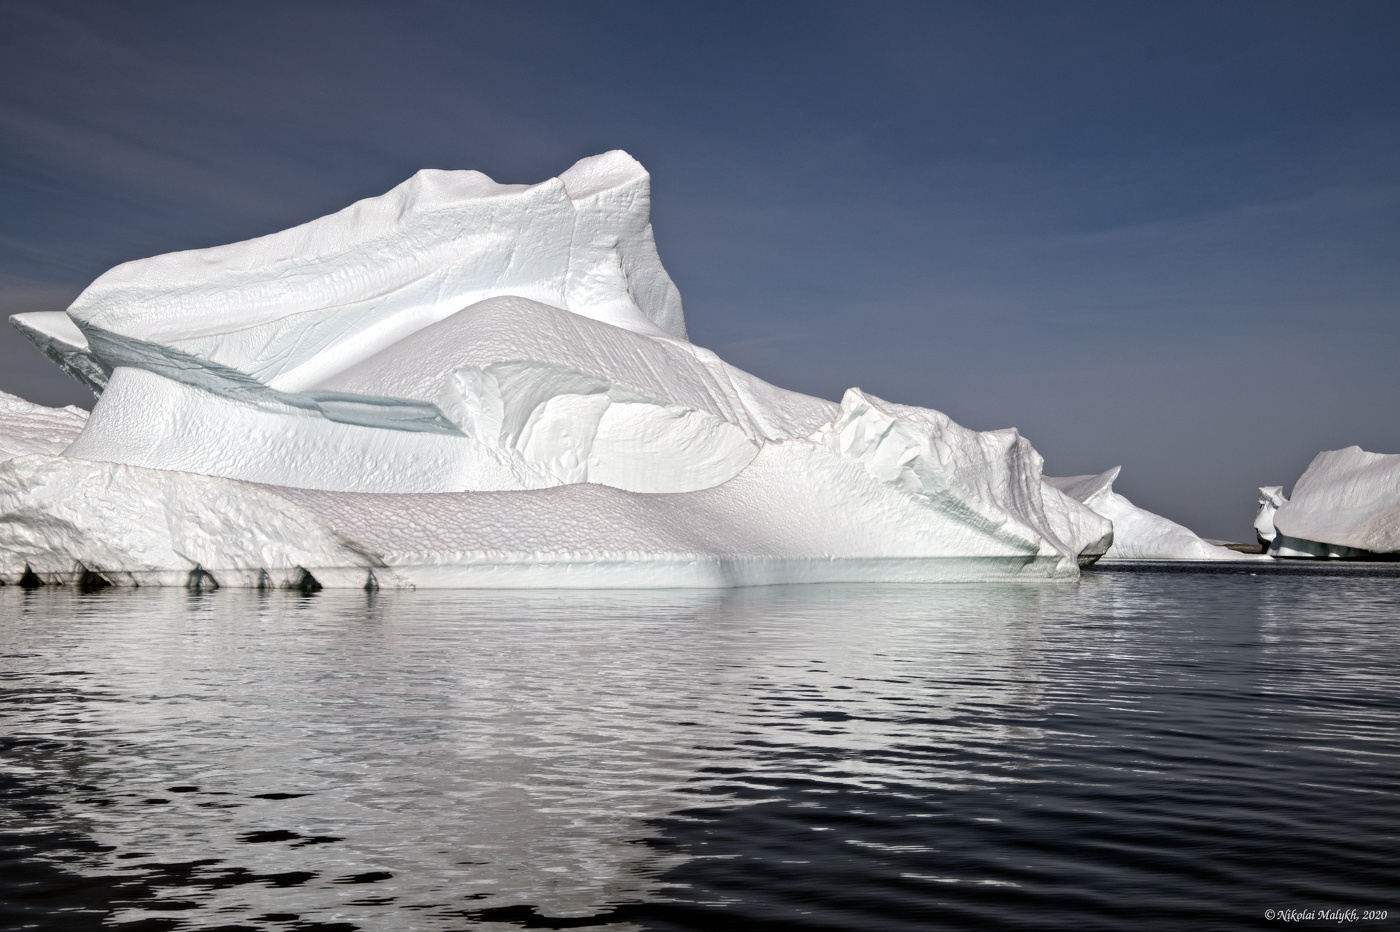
[{"left": 2, "top": 0, "right": 1397, "bottom": 540}]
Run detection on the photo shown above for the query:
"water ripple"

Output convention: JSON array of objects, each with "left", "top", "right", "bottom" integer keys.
[{"left": 1, "top": 574, "right": 1397, "bottom": 930}]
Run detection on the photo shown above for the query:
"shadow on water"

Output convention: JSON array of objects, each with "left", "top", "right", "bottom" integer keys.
[{"left": 1, "top": 576, "right": 1398, "bottom": 930}]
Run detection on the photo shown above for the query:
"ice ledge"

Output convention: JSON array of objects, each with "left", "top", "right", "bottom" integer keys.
[{"left": 9, "top": 312, "right": 109, "bottom": 395}]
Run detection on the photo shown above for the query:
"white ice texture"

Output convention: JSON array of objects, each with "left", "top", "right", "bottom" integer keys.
[
  {"left": 1255, "top": 486, "right": 1286, "bottom": 546},
  {"left": 0, "top": 149, "right": 1222, "bottom": 588},
  {"left": 0, "top": 391, "right": 88, "bottom": 462},
  {"left": 1261, "top": 448, "right": 1400, "bottom": 558},
  {"left": 1044, "top": 467, "right": 1250, "bottom": 561}
]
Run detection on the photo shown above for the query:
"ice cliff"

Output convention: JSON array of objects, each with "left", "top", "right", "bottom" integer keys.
[
  {"left": 1257, "top": 448, "right": 1400, "bottom": 559},
  {"left": 3, "top": 150, "right": 1142, "bottom": 588}
]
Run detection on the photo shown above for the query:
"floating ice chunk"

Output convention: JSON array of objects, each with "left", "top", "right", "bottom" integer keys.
[
  {"left": 1268, "top": 447, "right": 1400, "bottom": 557},
  {"left": 0, "top": 390, "right": 89, "bottom": 462},
  {"left": 4, "top": 384, "right": 1112, "bottom": 584},
  {"left": 2, "top": 387, "right": 1117, "bottom": 586},
  {"left": 1046, "top": 467, "right": 1251, "bottom": 561},
  {"left": 1255, "top": 486, "right": 1286, "bottom": 546}
]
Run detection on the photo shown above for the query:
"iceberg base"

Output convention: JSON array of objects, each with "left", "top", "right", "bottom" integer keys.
[
  {"left": 0, "top": 554, "right": 1077, "bottom": 591},
  {"left": 378, "top": 554, "right": 1077, "bottom": 588},
  {"left": 0, "top": 452, "right": 1085, "bottom": 590}
]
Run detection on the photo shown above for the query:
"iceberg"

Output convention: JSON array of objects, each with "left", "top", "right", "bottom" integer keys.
[
  {"left": 1045, "top": 467, "right": 1251, "bottom": 561},
  {"left": 1254, "top": 486, "right": 1286, "bottom": 548},
  {"left": 1261, "top": 447, "right": 1400, "bottom": 559},
  {"left": 3, "top": 151, "right": 1116, "bottom": 588}
]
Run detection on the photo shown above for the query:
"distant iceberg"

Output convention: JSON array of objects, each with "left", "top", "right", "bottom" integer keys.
[
  {"left": 5, "top": 151, "right": 1136, "bottom": 588},
  {"left": 1045, "top": 467, "right": 1251, "bottom": 561},
  {"left": 1254, "top": 486, "right": 1286, "bottom": 548},
  {"left": 1259, "top": 448, "right": 1400, "bottom": 559}
]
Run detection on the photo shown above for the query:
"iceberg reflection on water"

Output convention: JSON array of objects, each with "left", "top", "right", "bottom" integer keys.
[{"left": 2, "top": 574, "right": 1397, "bottom": 930}]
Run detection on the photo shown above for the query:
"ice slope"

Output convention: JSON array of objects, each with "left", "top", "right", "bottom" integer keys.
[
  {"left": 0, "top": 391, "right": 89, "bottom": 462},
  {"left": 820, "top": 391, "right": 1112, "bottom": 567},
  {"left": 0, "top": 455, "right": 380, "bottom": 589},
  {"left": 1045, "top": 467, "right": 1248, "bottom": 561},
  {"left": 1267, "top": 447, "right": 1400, "bottom": 557},
  {"left": 4, "top": 150, "right": 1118, "bottom": 586}
]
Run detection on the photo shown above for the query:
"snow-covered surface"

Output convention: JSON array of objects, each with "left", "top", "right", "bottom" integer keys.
[
  {"left": 1045, "top": 467, "right": 1253, "bottom": 561},
  {"left": 5, "top": 151, "right": 1124, "bottom": 587},
  {"left": 0, "top": 391, "right": 88, "bottom": 462},
  {"left": 1268, "top": 447, "right": 1400, "bottom": 557}
]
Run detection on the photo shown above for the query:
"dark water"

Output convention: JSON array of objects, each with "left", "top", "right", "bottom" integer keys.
[{"left": 2, "top": 573, "right": 1397, "bottom": 931}]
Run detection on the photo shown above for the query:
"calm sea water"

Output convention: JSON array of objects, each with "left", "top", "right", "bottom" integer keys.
[{"left": 2, "top": 572, "right": 1397, "bottom": 931}]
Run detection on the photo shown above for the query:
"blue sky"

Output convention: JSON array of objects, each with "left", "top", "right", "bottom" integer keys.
[{"left": 2, "top": 1, "right": 1397, "bottom": 540}]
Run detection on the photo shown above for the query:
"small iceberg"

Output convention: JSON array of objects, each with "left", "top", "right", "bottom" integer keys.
[
  {"left": 1045, "top": 467, "right": 1255, "bottom": 561},
  {"left": 1257, "top": 448, "right": 1400, "bottom": 559}
]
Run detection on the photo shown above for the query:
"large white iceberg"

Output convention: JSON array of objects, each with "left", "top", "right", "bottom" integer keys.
[
  {"left": 1045, "top": 467, "right": 1249, "bottom": 561},
  {"left": 1259, "top": 447, "right": 1400, "bottom": 559},
  {"left": 3, "top": 151, "right": 1124, "bottom": 588}
]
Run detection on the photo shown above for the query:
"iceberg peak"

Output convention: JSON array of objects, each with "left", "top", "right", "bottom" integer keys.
[
  {"left": 54, "top": 148, "right": 686, "bottom": 402},
  {"left": 557, "top": 149, "right": 649, "bottom": 200}
]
